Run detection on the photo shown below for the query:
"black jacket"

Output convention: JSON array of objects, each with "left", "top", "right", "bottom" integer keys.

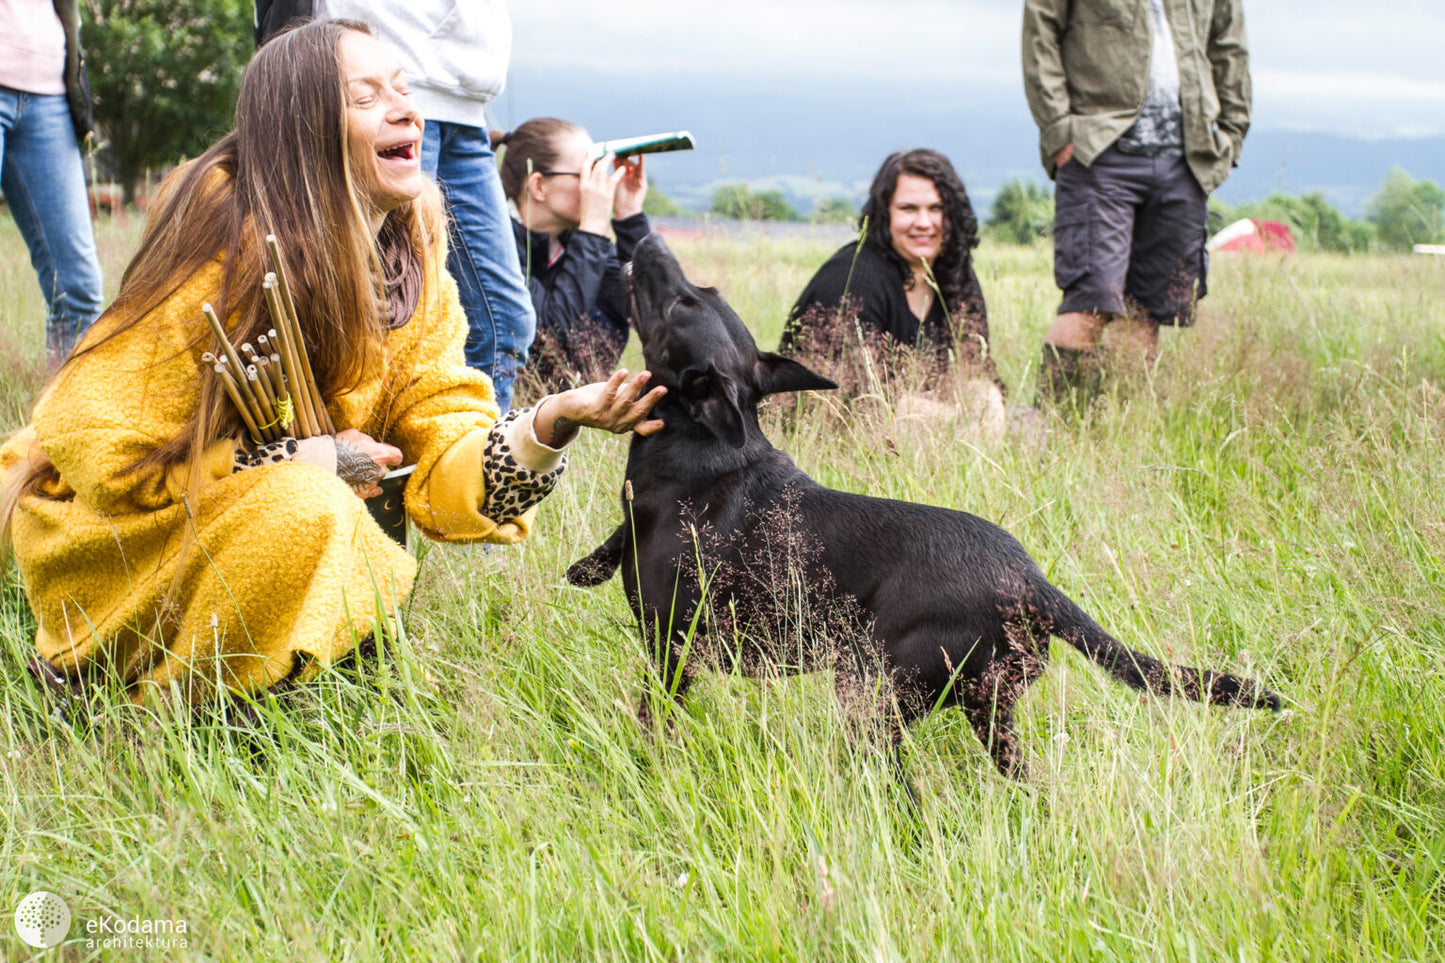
[
  {"left": 253, "top": 0, "right": 313, "bottom": 47},
  {"left": 781, "top": 238, "right": 993, "bottom": 379},
  {"left": 514, "top": 212, "right": 649, "bottom": 388},
  {"left": 51, "top": 0, "right": 91, "bottom": 144}
]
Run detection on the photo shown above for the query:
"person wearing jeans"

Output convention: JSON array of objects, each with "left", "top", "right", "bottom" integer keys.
[
  {"left": 421, "top": 121, "right": 536, "bottom": 409},
  {"left": 303, "top": 0, "right": 538, "bottom": 411},
  {"left": 1, "top": 0, "right": 104, "bottom": 365}
]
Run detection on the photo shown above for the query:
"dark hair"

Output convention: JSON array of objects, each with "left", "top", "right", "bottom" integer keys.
[
  {"left": 494, "top": 117, "right": 587, "bottom": 202},
  {"left": 859, "top": 149, "right": 980, "bottom": 317}
]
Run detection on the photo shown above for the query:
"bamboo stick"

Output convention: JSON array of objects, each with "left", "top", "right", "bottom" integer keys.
[
  {"left": 261, "top": 278, "right": 319, "bottom": 438},
  {"left": 214, "top": 363, "right": 266, "bottom": 443},
  {"left": 201, "top": 303, "right": 272, "bottom": 438},
  {"left": 265, "top": 236, "right": 334, "bottom": 433},
  {"left": 257, "top": 334, "right": 287, "bottom": 397},
  {"left": 248, "top": 362, "right": 281, "bottom": 430},
  {"left": 216, "top": 354, "right": 274, "bottom": 442},
  {"left": 245, "top": 366, "right": 281, "bottom": 441}
]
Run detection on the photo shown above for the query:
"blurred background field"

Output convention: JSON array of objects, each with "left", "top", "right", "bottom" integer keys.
[{"left": 1, "top": 215, "right": 1443, "bottom": 961}]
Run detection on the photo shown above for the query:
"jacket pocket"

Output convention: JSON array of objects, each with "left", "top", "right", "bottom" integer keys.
[{"left": 1073, "top": 0, "right": 1134, "bottom": 24}]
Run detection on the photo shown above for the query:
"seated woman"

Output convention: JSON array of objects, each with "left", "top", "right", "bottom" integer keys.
[
  {"left": 495, "top": 117, "right": 649, "bottom": 392},
  {"left": 781, "top": 149, "right": 1002, "bottom": 419},
  {"left": 0, "top": 20, "right": 664, "bottom": 706}
]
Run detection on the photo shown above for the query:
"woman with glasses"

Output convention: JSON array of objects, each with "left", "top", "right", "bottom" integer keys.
[{"left": 494, "top": 117, "right": 649, "bottom": 393}]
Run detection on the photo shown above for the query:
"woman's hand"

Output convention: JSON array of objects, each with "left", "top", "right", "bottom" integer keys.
[
  {"left": 533, "top": 370, "right": 667, "bottom": 448},
  {"left": 334, "top": 428, "right": 403, "bottom": 498},
  {"left": 613, "top": 155, "right": 647, "bottom": 220},
  {"left": 578, "top": 152, "right": 624, "bottom": 237}
]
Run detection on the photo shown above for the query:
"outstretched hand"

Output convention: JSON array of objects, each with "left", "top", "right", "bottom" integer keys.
[{"left": 533, "top": 370, "right": 667, "bottom": 448}]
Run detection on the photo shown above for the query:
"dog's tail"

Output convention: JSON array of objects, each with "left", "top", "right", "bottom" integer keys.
[{"left": 1037, "top": 585, "right": 1280, "bottom": 711}]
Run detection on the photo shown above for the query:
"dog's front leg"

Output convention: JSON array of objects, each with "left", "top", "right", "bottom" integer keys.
[
  {"left": 636, "top": 629, "right": 696, "bottom": 733},
  {"left": 566, "top": 523, "right": 626, "bottom": 586}
]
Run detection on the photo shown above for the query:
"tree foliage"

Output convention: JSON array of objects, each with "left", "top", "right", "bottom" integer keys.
[
  {"left": 83, "top": 0, "right": 252, "bottom": 203},
  {"left": 1367, "top": 168, "right": 1445, "bottom": 251},
  {"left": 642, "top": 184, "right": 684, "bottom": 217},
  {"left": 811, "top": 197, "right": 857, "bottom": 225},
  {"left": 709, "top": 184, "right": 799, "bottom": 222},
  {"left": 985, "top": 180, "right": 1054, "bottom": 245},
  {"left": 1212, "top": 192, "right": 1377, "bottom": 254}
]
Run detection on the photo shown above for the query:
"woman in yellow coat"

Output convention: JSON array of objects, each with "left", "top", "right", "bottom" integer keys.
[{"left": 0, "top": 20, "right": 663, "bottom": 705}]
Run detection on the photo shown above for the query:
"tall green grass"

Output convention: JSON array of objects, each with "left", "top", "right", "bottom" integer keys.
[{"left": 2, "top": 213, "right": 1442, "bottom": 960}]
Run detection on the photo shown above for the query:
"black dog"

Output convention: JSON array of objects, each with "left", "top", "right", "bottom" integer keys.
[{"left": 569, "top": 234, "right": 1279, "bottom": 779}]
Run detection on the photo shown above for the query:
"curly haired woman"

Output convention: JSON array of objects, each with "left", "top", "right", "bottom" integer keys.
[{"left": 782, "top": 149, "right": 1003, "bottom": 424}]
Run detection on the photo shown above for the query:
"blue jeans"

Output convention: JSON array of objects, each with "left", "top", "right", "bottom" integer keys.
[
  {"left": 0, "top": 86, "right": 104, "bottom": 360},
  {"left": 421, "top": 121, "right": 536, "bottom": 411}
]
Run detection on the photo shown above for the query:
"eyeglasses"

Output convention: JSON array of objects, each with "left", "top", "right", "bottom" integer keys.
[{"left": 539, "top": 171, "right": 582, "bottom": 178}]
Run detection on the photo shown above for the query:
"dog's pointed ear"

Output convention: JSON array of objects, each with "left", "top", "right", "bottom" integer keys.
[
  {"left": 681, "top": 363, "right": 747, "bottom": 448},
  {"left": 755, "top": 352, "right": 838, "bottom": 395}
]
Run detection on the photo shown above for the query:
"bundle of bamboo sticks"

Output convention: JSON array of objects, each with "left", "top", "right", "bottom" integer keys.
[{"left": 202, "top": 235, "right": 335, "bottom": 443}]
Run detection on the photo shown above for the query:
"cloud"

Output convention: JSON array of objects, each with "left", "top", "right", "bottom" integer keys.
[
  {"left": 507, "top": 1, "right": 1445, "bottom": 140},
  {"left": 511, "top": 0, "right": 1022, "bottom": 86},
  {"left": 1255, "top": 69, "right": 1445, "bottom": 102}
]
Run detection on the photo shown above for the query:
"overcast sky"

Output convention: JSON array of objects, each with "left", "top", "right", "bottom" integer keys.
[{"left": 510, "top": 0, "right": 1445, "bottom": 138}]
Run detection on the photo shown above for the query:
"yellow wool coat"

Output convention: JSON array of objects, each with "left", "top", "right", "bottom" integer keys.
[{"left": 1, "top": 251, "right": 536, "bottom": 701}]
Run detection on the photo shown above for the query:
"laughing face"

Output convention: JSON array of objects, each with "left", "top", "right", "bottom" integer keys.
[
  {"left": 340, "top": 31, "right": 424, "bottom": 216},
  {"left": 887, "top": 172, "right": 947, "bottom": 268}
]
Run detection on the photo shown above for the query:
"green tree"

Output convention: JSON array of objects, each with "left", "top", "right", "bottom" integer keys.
[
  {"left": 985, "top": 180, "right": 1053, "bottom": 245},
  {"left": 1368, "top": 168, "right": 1445, "bottom": 252},
  {"left": 643, "top": 185, "right": 684, "bottom": 217},
  {"left": 811, "top": 196, "right": 857, "bottom": 224},
  {"left": 84, "top": 0, "right": 252, "bottom": 203},
  {"left": 1216, "top": 191, "right": 1376, "bottom": 253},
  {"left": 709, "top": 184, "right": 799, "bottom": 221}
]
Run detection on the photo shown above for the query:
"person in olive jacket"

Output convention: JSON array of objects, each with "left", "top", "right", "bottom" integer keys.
[
  {"left": 495, "top": 117, "right": 649, "bottom": 393},
  {"left": 1022, "top": 0, "right": 1250, "bottom": 408}
]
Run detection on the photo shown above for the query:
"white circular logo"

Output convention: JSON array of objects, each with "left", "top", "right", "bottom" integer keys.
[{"left": 14, "top": 891, "right": 70, "bottom": 949}]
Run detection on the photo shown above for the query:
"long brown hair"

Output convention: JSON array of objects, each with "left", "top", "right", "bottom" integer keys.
[{"left": 1, "top": 19, "right": 445, "bottom": 559}]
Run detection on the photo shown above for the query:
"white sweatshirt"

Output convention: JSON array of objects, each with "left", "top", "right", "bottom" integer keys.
[{"left": 320, "top": 0, "right": 511, "bottom": 127}]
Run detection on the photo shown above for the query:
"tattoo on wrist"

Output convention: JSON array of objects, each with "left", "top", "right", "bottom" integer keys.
[
  {"left": 335, "top": 440, "right": 386, "bottom": 491},
  {"left": 551, "top": 415, "right": 578, "bottom": 442}
]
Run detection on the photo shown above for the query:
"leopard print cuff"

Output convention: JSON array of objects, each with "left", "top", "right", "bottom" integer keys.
[
  {"left": 233, "top": 437, "right": 300, "bottom": 472},
  {"left": 482, "top": 408, "right": 567, "bottom": 522}
]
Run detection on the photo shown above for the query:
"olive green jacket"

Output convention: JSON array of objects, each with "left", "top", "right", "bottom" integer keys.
[{"left": 1022, "top": 0, "right": 1250, "bottom": 193}]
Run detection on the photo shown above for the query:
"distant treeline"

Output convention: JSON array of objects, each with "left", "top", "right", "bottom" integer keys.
[
  {"left": 984, "top": 168, "right": 1445, "bottom": 253},
  {"left": 699, "top": 185, "right": 856, "bottom": 225}
]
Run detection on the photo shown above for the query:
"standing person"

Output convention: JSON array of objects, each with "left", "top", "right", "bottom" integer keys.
[
  {"left": 1, "top": 0, "right": 105, "bottom": 365},
  {"left": 259, "top": 2, "right": 538, "bottom": 412},
  {"left": 1022, "top": 0, "right": 1250, "bottom": 407},
  {"left": 496, "top": 117, "right": 649, "bottom": 393},
  {"left": 0, "top": 21, "right": 663, "bottom": 707}
]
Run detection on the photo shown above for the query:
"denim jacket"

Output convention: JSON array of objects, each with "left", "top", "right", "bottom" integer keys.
[{"left": 1022, "top": 0, "right": 1250, "bottom": 193}]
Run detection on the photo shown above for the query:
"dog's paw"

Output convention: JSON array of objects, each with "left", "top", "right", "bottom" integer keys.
[{"left": 566, "top": 551, "right": 619, "bottom": 587}]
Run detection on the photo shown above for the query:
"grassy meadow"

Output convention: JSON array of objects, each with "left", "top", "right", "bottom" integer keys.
[{"left": 1, "top": 213, "right": 1443, "bottom": 960}]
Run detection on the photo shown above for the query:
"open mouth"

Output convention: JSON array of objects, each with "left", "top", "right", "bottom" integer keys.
[{"left": 377, "top": 142, "right": 417, "bottom": 162}]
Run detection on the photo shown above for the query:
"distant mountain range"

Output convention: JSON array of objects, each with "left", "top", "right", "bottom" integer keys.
[{"left": 495, "top": 68, "right": 1445, "bottom": 219}]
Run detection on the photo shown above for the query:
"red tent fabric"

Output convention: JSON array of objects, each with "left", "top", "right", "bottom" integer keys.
[{"left": 1210, "top": 218, "right": 1296, "bottom": 254}]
